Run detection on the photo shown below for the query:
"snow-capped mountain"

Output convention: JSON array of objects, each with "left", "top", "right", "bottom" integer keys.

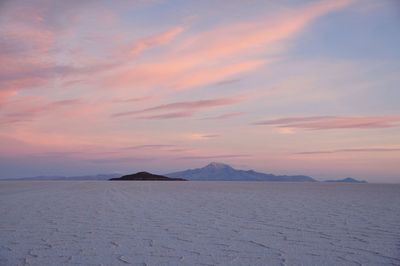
[{"left": 166, "top": 162, "right": 316, "bottom": 182}]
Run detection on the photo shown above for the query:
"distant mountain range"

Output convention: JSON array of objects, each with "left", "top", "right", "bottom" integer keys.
[
  {"left": 324, "top": 177, "right": 367, "bottom": 183},
  {"left": 3, "top": 162, "right": 367, "bottom": 183},
  {"left": 5, "top": 174, "right": 120, "bottom": 181},
  {"left": 110, "top": 172, "right": 186, "bottom": 181},
  {"left": 166, "top": 162, "right": 316, "bottom": 182}
]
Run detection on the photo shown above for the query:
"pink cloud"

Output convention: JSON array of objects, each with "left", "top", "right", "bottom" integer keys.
[
  {"left": 254, "top": 115, "right": 400, "bottom": 130},
  {"left": 295, "top": 148, "right": 400, "bottom": 155},
  {"left": 0, "top": 130, "right": 90, "bottom": 154},
  {"left": 87, "top": 156, "right": 156, "bottom": 164},
  {"left": 170, "top": 60, "right": 265, "bottom": 90},
  {"left": 112, "top": 96, "right": 153, "bottom": 103},
  {"left": 0, "top": 0, "right": 355, "bottom": 112},
  {"left": 0, "top": 0, "right": 355, "bottom": 106},
  {"left": 255, "top": 116, "right": 335, "bottom": 126},
  {"left": 113, "top": 96, "right": 242, "bottom": 118},
  {"left": 0, "top": 3, "right": 56, "bottom": 98},
  {"left": 188, "top": 133, "right": 220, "bottom": 140},
  {"left": 0, "top": 1, "right": 135, "bottom": 105},
  {"left": 0, "top": 99, "right": 82, "bottom": 125},
  {"left": 123, "top": 145, "right": 177, "bottom": 150},
  {"left": 199, "top": 134, "right": 219, "bottom": 138},
  {"left": 0, "top": 89, "right": 18, "bottom": 105},
  {"left": 126, "top": 26, "right": 185, "bottom": 57},
  {"left": 0, "top": 0, "right": 362, "bottom": 172},
  {"left": 134, "top": 111, "right": 195, "bottom": 120},
  {"left": 176, "top": 0, "right": 353, "bottom": 64},
  {"left": 104, "top": 0, "right": 354, "bottom": 93},
  {"left": 178, "top": 154, "right": 251, "bottom": 160},
  {"left": 200, "top": 112, "right": 245, "bottom": 120},
  {"left": 104, "top": 59, "right": 264, "bottom": 93}
]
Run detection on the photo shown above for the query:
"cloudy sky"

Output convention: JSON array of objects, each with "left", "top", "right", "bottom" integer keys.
[{"left": 1, "top": 0, "right": 399, "bottom": 182}]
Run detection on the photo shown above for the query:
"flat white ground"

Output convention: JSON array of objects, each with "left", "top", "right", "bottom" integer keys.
[{"left": 0, "top": 181, "right": 399, "bottom": 266}]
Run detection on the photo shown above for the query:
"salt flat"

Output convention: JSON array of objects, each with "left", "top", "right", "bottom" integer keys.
[{"left": 0, "top": 181, "right": 399, "bottom": 266}]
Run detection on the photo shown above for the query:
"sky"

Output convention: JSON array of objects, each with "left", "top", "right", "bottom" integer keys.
[{"left": 0, "top": 0, "right": 399, "bottom": 182}]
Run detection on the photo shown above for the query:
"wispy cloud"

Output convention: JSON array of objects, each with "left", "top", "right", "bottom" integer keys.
[
  {"left": 214, "top": 79, "right": 241, "bottom": 86},
  {"left": 200, "top": 134, "right": 220, "bottom": 138},
  {"left": 87, "top": 156, "right": 155, "bottom": 164},
  {"left": 178, "top": 154, "right": 251, "bottom": 160},
  {"left": 0, "top": 0, "right": 355, "bottom": 107},
  {"left": 112, "top": 96, "right": 242, "bottom": 118},
  {"left": 7, "top": 0, "right": 398, "bottom": 181},
  {"left": 200, "top": 112, "right": 245, "bottom": 120},
  {"left": 134, "top": 111, "right": 195, "bottom": 120},
  {"left": 254, "top": 115, "right": 400, "bottom": 130},
  {"left": 125, "top": 26, "right": 185, "bottom": 57},
  {"left": 123, "top": 144, "right": 177, "bottom": 150},
  {"left": 0, "top": 99, "right": 81, "bottom": 125},
  {"left": 254, "top": 116, "right": 334, "bottom": 126},
  {"left": 295, "top": 148, "right": 400, "bottom": 155},
  {"left": 189, "top": 133, "right": 220, "bottom": 140},
  {"left": 0, "top": 0, "right": 355, "bottom": 106},
  {"left": 112, "top": 96, "right": 153, "bottom": 103},
  {"left": 175, "top": 0, "right": 354, "bottom": 64},
  {"left": 105, "top": 0, "right": 354, "bottom": 93}
]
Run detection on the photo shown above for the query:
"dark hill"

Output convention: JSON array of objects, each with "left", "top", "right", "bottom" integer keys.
[
  {"left": 109, "top": 172, "right": 186, "bottom": 181},
  {"left": 325, "top": 177, "right": 367, "bottom": 183}
]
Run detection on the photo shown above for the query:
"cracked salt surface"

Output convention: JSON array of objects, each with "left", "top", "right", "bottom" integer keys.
[{"left": 0, "top": 181, "right": 399, "bottom": 265}]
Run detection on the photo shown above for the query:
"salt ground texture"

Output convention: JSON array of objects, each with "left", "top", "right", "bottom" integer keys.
[{"left": 0, "top": 181, "right": 399, "bottom": 266}]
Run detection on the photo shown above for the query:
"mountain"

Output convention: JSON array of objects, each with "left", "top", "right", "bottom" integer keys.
[
  {"left": 6, "top": 174, "right": 121, "bottom": 181},
  {"left": 166, "top": 162, "right": 316, "bottom": 182},
  {"left": 325, "top": 177, "right": 367, "bottom": 183},
  {"left": 110, "top": 172, "right": 186, "bottom": 181}
]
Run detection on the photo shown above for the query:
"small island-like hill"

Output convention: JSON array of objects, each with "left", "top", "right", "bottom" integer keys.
[
  {"left": 109, "top": 172, "right": 187, "bottom": 181},
  {"left": 324, "top": 177, "right": 367, "bottom": 183}
]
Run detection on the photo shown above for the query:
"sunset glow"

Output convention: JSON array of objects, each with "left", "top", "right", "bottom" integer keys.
[{"left": 1, "top": 0, "right": 399, "bottom": 182}]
